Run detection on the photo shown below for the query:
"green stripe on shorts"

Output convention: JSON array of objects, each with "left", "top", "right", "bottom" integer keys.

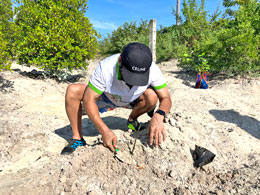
[
  {"left": 88, "top": 82, "right": 103, "bottom": 95},
  {"left": 153, "top": 83, "right": 167, "bottom": 90}
]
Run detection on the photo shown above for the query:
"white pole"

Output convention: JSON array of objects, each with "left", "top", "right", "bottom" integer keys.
[
  {"left": 176, "top": 0, "right": 180, "bottom": 26},
  {"left": 149, "top": 19, "right": 156, "bottom": 62}
]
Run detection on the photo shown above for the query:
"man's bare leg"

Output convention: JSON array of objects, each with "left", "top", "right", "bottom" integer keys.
[
  {"left": 65, "top": 83, "right": 87, "bottom": 140},
  {"left": 128, "top": 88, "right": 158, "bottom": 121}
]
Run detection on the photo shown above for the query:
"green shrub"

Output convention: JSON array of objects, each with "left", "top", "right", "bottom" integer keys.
[
  {"left": 180, "top": 52, "right": 210, "bottom": 73},
  {"left": 156, "top": 29, "right": 176, "bottom": 61},
  {"left": 156, "top": 26, "right": 188, "bottom": 62},
  {"left": 176, "top": 0, "right": 215, "bottom": 71},
  {"left": 204, "top": 0, "right": 260, "bottom": 75},
  {"left": 99, "top": 20, "right": 149, "bottom": 55},
  {"left": 178, "top": 0, "right": 260, "bottom": 75},
  {"left": 15, "top": 0, "right": 99, "bottom": 74},
  {"left": 0, "top": 30, "right": 11, "bottom": 71},
  {"left": 0, "top": 0, "right": 13, "bottom": 71}
]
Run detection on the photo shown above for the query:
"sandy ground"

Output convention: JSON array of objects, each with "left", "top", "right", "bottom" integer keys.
[{"left": 0, "top": 59, "right": 259, "bottom": 195}]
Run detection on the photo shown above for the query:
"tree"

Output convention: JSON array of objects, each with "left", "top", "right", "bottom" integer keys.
[
  {"left": 15, "top": 0, "right": 99, "bottom": 75},
  {"left": 210, "top": 0, "right": 260, "bottom": 74},
  {"left": 223, "top": 0, "right": 253, "bottom": 17},
  {"left": 179, "top": 0, "right": 209, "bottom": 48},
  {"left": 99, "top": 20, "right": 149, "bottom": 55},
  {"left": 0, "top": 0, "right": 13, "bottom": 71}
]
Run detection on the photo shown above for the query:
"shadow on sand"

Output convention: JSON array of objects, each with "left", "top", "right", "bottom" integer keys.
[
  {"left": 54, "top": 116, "right": 129, "bottom": 141},
  {"left": 12, "top": 68, "right": 85, "bottom": 83},
  {"left": 167, "top": 69, "right": 237, "bottom": 88},
  {"left": 54, "top": 116, "right": 153, "bottom": 152},
  {"left": 166, "top": 70, "right": 196, "bottom": 88},
  {"left": 209, "top": 109, "right": 260, "bottom": 140},
  {"left": 0, "top": 75, "right": 14, "bottom": 93}
]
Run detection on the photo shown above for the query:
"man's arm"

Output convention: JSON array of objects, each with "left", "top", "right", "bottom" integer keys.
[
  {"left": 149, "top": 86, "right": 172, "bottom": 147},
  {"left": 82, "top": 86, "right": 117, "bottom": 151}
]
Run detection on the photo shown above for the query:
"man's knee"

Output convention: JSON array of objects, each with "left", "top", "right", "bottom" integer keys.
[
  {"left": 143, "top": 88, "right": 158, "bottom": 106},
  {"left": 66, "top": 83, "right": 86, "bottom": 101}
]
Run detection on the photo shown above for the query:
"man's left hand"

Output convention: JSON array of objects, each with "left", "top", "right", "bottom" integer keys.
[{"left": 149, "top": 113, "right": 166, "bottom": 147}]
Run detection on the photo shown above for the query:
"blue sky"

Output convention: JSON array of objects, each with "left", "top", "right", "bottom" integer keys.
[{"left": 85, "top": 0, "right": 225, "bottom": 38}]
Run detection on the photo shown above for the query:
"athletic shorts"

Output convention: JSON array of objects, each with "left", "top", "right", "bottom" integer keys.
[{"left": 96, "top": 93, "right": 140, "bottom": 113}]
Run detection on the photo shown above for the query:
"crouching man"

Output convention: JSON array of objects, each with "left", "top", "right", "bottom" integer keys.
[{"left": 61, "top": 42, "right": 172, "bottom": 155}]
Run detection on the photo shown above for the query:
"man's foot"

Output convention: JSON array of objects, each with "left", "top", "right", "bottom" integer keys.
[
  {"left": 127, "top": 119, "right": 141, "bottom": 131},
  {"left": 61, "top": 138, "right": 86, "bottom": 155}
]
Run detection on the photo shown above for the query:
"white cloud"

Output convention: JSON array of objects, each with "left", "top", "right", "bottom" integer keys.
[{"left": 91, "top": 20, "right": 118, "bottom": 30}]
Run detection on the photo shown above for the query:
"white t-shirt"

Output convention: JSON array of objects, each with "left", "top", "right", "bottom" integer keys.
[{"left": 88, "top": 54, "right": 167, "bottom": 107}]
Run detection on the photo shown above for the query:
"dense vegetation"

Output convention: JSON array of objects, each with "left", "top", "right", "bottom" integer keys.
[
  {"left": 0, "top": 0, "right": 99, "bottom": 77},
  {"left": 15, "top": 0, "right": 99, "bottom": 76},
  {"left": 0, "top": 0, "right": 14, "bottom": 71},
  {"left": 0, "top": 0, "right": 259, "bottom": 77},
  {"left": 98, "top": 20, "right": 149, "bottom": 55},
  {"left": 100, "top": 0, "right": 260, "bottom": 76}
]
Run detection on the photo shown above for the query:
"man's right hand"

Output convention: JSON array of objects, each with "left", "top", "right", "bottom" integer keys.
[
  {"left": 101, "top": 130, "right": 117, "bottom": 152},
  {"left": 83, "top": 87, "right": 117, "bottom": 152}
]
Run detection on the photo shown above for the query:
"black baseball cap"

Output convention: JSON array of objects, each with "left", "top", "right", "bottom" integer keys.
[{"left": 121, "top": 42, "right": 152, "bottom": 86}]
